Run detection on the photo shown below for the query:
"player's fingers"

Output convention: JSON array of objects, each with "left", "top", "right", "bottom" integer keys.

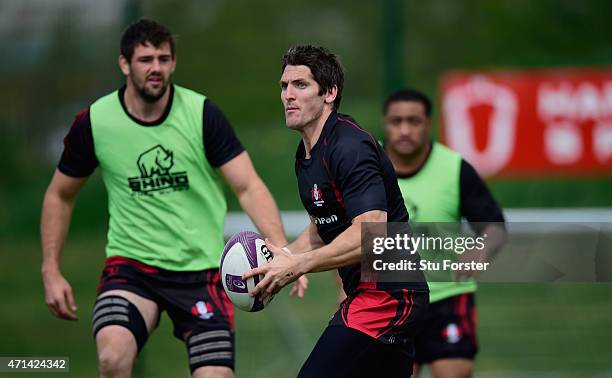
[
  {"left": 55, "top": 297, "right": 73, "bottom": 320},
  {"left": 264, "top": 238, "right": 282, "bottom": 257},
  {"left": 251, "top": 274, "right": 272, "bottom": 297},
  {"left": 66, "top": 287, "right": 78, "bottom": 313},
  {"left": 289, "top": 284, "right": 298, "bottom": 296},
  {"left": 64, "top": 290, "right": 78, "bottom": 320},
  {"left": 47, "top": 300, "right": 59, "bottom": 317},
  {"left": 262, "top": 280, "right": 280, "bottom": 300},
  {"left": 243, "top": 266, "right": 266, "bottom": 280}
]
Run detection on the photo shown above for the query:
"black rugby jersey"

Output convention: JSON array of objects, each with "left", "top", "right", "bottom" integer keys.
[{"left": 295, "top": 112, "right": 425, "bottom": 294}]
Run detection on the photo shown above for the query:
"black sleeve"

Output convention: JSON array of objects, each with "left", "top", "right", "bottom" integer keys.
[
  {"left": 203, "top": 99, "right": 245, "bottom": 167},
  {"left": 330, "top": 138, "right": 388, "bottom": 220},
  {"left": 460, "top": 159, "right": 505, "bottom": 233},
  {"left": 57, "top": 108, "right": 99, "bottom": 177}
]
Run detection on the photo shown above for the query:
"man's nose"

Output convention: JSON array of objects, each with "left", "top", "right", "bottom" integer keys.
[
  {"left": 151, "top": 59, "right": 162, "bottom": 72},
  {"left": 283, "top": 87, "right": 296, "bottom": 101},
  {"left": 399, "top": 123, "right": 412, "bottom": 135}
]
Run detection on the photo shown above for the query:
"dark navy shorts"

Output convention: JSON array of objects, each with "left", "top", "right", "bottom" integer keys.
[
  {"left": 298, "top": 287, "right": 429, "bottom": 377},
  {"left": 414, "top": 293, "right": 478, "bottom": 363},
  {"left": 97, "top": 256, "right": 234, "bottom": 369}
]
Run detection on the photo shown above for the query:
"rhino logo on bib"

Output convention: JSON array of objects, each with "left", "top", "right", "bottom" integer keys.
[
  {"left": 138, "top": 145, "right": 174, "bottom": 177},
  {"left": 128, "top": 144, "right": 189, "bottom": 195}
]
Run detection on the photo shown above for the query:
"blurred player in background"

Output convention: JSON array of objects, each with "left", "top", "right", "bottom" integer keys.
[
  {"left": 244, "top": 45, "right": 429, "bottom": 377},
  {"left": 41, "top": 18, "right": 305, "bottom": 378},
  {"left": 382, "top": 89, "right": 506, "bottom": 378}
]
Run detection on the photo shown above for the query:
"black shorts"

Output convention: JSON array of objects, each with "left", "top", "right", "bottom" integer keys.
[
  {"left": 299, "top": 288, "right": 429, "bottom": 378},
  {"left": 414, "top": 293, "right": 478, "bottom": 363},
  {"left": 97, "top": 256, "right": 234, "bottom": 341}
]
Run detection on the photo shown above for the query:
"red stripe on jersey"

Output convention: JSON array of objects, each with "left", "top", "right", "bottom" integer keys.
[
  {"left": 322, "top": 158, "right": 345, "bottom": 209},
  {"left": 337, "top": 116, "right": 377, "bottom": 145}
]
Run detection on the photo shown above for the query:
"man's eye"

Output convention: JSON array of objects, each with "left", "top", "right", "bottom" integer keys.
[
  {"left": 408, "top": 117, "right": 423, "bottom": 125},
  {"left": 297, "top": 82, "right": 307, "bottom": 89}
]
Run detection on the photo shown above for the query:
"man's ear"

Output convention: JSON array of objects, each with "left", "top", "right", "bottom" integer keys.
[
  {"left": 118, "top": 55, "right": 130, "bottom": 76},
  {"left": 170, "top": 55, "right": 177, "bottom": 75},
  {"left": 324, "top": 86, "right": 338, "bottom": 105}
]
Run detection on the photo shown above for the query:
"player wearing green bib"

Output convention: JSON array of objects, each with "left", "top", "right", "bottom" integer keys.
[
  {"left": 382, "top": 89, "right": 506, "bottom": 378},
  {"left": 40, "top": 19, "right": 306, "bottom": 378}
]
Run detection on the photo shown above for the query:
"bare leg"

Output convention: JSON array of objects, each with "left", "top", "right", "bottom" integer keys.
[
  {"left": 430, "top": 358, "right": 474, "bottom": 378},
  {"left": 96, "top": 290, "right": 159, "bottom": 378}
]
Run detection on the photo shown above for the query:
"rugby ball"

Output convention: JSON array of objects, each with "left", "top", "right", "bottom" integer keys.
[{"left": 220, "top": 231, "right": 274, "bottom": 312}]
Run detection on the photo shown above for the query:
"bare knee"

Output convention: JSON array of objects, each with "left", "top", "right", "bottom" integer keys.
[
  {"left": 96, "top": 326, "right": 137, "bottom": 378},
  {"left": 431, "top": 358, "right": 474, "bottom": 378},
  {"left": 192, "top": 365, "right": 233, "bottom": 378}
]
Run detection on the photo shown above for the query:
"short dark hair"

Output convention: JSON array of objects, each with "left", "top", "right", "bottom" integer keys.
[
  {"left": 383, "top": 89, "right": 432, "bottom": 117},
  {"left": 120, "top": 18, "right": 175, "bottom": 62},
  {"left": 282, "top": 45, "right": 344, "bottom": 110}
]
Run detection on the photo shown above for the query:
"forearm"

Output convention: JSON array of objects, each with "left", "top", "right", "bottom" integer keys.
[
  {"left": 238, "top": 179, "right": 287, "bottom": 246},
  {"left": 478, "top": 223, "right": 507, "bottom": 261},
  {"left": 300, "top": 223, "right": 362, "bottom": 273},
  {"left": 40, "top": 192, "right": 74, "bottom": 275},
  {"left": 286, "top": 222, "right": 324, "bottom": 254}
]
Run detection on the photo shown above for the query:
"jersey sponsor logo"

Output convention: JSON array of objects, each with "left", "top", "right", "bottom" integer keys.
[
  {"left": 311, "top": 184, "right": 325, "bottom": 207},
  {"left": 442, "top": 323, "right": 462, "bottom": 344},
  {"left": 312, "top": 214, "right": 338, "bottom": 225},
  {"left": 127, "top": 144, "right": 189, "bottom": 195},
  {"left": 191, "top": 300, "right": 214, "bottom": 320}
]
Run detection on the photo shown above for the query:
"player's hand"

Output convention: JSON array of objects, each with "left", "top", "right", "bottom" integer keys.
[
  {"left": 454, "top": 248, "right": 487, "bottom": 280},
  {"left": 290, "top": 275, "right": 309, "bottom": 298},
  {"left": 42, "top": 270, "right": 78, "bottom": 320},
  {"left": 243, "top": 239, "right": 304, "bottom": 301}
]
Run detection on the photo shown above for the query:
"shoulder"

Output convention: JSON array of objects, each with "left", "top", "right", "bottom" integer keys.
[
  {"left": 432, "top": 142, "right": 461, "bottom": 161},
  {"left": 173, "top": 84, "right": 207, "bottom": 111},
  {"left": 91, "top": 89, "right": 120, "bottom": 108},
  {"left": 329, "top": 114, "right": 378, "bottom": 150},
  {"left": 68, "top": 107, "right": 92, "bottom": 133},
  {"left": 174, "top": 84, "right": 206, "bottom": 99}
]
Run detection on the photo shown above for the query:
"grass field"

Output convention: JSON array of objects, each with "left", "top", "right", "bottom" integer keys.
[{"left": 2, "top": 237, "right": 612, "bottom": 377}]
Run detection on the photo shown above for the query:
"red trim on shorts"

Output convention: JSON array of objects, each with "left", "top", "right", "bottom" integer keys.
[
  {"left": 96, "top": 278, "right": 127, "bottom": 292},
  {"left": 212, "top": 270, "right": 235, "bottom": 331},
  {"left": 105, "top": 256, "right": 159, "bottom": 274},
  {"left": 455, "top": 293, "right": 476, "bottom": 346},
  {"left": 469, "top": 305, "right": 478, "bottom": 347},
  {"left": 378, "top": 289, "right": 414, "bottom": 339},
  {"left": 205, "top": 270, "right": 235, "bottom": 330},
  {"left": 396, "top": 289, "right": 414, "bottom": 329},
  {"left": 345, "top": 290, "right": 400, "bottom": 339}
]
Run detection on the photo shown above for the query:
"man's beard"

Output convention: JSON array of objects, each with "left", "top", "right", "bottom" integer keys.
[
  {"left": 133, "top": 73, "right": 169, "bottom": 103},
  {"left": 138, "top": 82, "right": 168, "bottom": 103}
]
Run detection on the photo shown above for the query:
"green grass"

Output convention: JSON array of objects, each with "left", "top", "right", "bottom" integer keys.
[{"left": 2, "top": 237, "right": 612, "bottom": 377}]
